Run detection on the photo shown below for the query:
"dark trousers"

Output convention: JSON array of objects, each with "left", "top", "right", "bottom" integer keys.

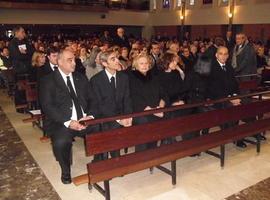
[
  {"left": 133, "top": 115, "right": 161, "bottom": 152},
  {"left": 50, "top": 124, "right": 100, "bottom": 175},
  {"left": 202, "top": 102, "right": 239, "bottom": 135},
  {"left": 170, "top": 108, "right": 200, "bottom": 141},
  {"left": 93, "top": 121, "right": 122, "bottom": 161}
]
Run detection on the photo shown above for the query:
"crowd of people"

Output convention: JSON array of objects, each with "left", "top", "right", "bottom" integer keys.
[{"left": 1, "top": 25, "right": 269, "bottom": 184}]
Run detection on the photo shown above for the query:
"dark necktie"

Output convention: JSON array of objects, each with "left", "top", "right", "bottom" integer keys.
[
  {"left": 110, "top": 76, "right": 116, "bottom": 98},
  {"left": 53, "top": 65, "right": 58, "bottom": 71},
  {"left": 66, "top": 76, "right": 83, "bottom": 120}
]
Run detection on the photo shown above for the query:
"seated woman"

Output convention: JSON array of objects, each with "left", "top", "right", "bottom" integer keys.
[
  {"left": 119, "top": 47, "right": 131, "bottom": 70},
  {"left": 30, "top": 51, "right": 46, "bottom": 82},
  {"left": 129, "top": 54, "right": 167, "bottom": 152},
  {"left": 79, "top": 45, "right": 90, "bottom": 69},
  {"left": 256, "top": 46, "right": 267, "bottom": 71},
  {"left": 158, "top": 52, "right": 186, "bottom": 108},
  {"left": 180, "top": 47, "right": 195, "bottom": 74},
  {"left": 158, "top": 52, "right": 189, "bottom": 144}
]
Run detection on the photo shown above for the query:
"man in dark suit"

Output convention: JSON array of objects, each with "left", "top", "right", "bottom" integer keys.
[
  {"left": 89, "top": 50, "right": 132, "bottom": 160},
  {"left": 8, "top": 26, "right": 34, "bottom": 75},
  {"left": 113, "top": 27, "right": 130, "bottom": 49},
  {"left": 224, "top": 31, "right": 235, "bottom": 54},
  {"left": 39, "top": 50, "right": 99, "bottom": 184},
  {"left": 37, "top": 46, "right": 59, "bottom": 80},
  {"left": 207, "top": 46, "right": 247, "bottom": 148},
  {"left": 149, "top": 41, "right": 161, "bottom": 74}
]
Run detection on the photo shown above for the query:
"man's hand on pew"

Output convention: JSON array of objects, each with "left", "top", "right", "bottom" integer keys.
[
  {"left": 230, "top": 99, "right": 241, "bottom": 106},
  {"left": 79, "top": 116, "right": 94, "bottom": 121},
  {"left": 172, "top": 100, "right": 185, "bottom": 106},
  {"left": 69, "top": 120, "right": 86, "bottom": 131},
  {"left": 119, "top": 118, "right": 133, "bottom": 127}
]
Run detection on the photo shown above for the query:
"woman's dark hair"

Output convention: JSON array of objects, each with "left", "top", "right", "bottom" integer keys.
[{"left": 158, "top": 52, "right": 177, "bottom": 71}]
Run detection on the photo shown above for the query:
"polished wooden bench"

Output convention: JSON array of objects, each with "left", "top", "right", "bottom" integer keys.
[{"left": 73, "top": 91, "right": 270, "bottom": 200}]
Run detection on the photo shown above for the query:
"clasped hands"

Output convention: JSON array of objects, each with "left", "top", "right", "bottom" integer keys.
[
  {"left": 144, "top": 106, "right": 164, "bottom": 117},
  {"left": 69, "top": 116, "right": 93, "bottom": 131}
]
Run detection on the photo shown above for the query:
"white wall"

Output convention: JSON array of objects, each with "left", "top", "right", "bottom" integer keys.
[
  {"left": 0, "top": 9, "right": 149, "bottom": 26},
  {"left": 0, "top": 0, "right": 269, "bottom": 27},
  {"left": 149, "top": 0, "right": 270, "bottom": 26}
]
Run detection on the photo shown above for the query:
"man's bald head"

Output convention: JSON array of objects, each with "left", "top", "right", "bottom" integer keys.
[{"left": 216, "top": 46, "right": 229, "bottom": 64}]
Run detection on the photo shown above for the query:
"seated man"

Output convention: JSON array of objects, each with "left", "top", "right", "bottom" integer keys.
[
  {"left": 39, "top": 49, "right": 99, "bottom": 184},
  {"left": 207, "top": 46, "right": 246, "bottom": 148},
  {"left": 89, "top": 50, "right": 132, "bottom": 161}
]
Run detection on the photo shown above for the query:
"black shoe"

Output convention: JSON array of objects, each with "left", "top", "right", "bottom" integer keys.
[
  {"left": 61, "top": 174, "right": 71, "bottom": 184},
  {"left": 190, "top": 153, "right": 200, "bottom": 157},
  {"left": 253, "top": 134, "right": 267, "bottom": 141},
  {"left": 260, "top": 135, "right": 267, "bottom": 140},
  {"left": 236, "top": 141, "right": 247, "bottom": 148},
  {"left": 257, "top": 134, "right": 267, "bottom": 141}
]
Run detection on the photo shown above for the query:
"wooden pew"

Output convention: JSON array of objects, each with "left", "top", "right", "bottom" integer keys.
[{"left": 73, "top": 90, "right": 270, "bottom": 200}]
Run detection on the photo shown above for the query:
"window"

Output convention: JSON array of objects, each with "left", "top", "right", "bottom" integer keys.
[
  {"left": 163, "top": 0, "right": 170, "bottom": 8},
  {"left": 177, "top": 0, "right": 182, "bottom": 7},
  {"left": 6, "top": 30, "right": 13, "bottom": 38},
  {"left": 153, "top": 0, "right": 157, "bottom": 10},
  {"left": 189, "top": 0, "right": 195, "bottom": 5},
  {"left": 219, "top": 0, "right": 229, "bottom": 6},
  {"left": 203, "top": 0, "right": 212, "bottom": 4}
]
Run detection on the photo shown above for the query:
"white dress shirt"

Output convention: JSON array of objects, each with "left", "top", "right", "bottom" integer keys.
[
  {"left": 105, "top": 69, "right": 116, "bottom": 86},
  {"left": 50, "top": 62, "right": 58, "bottom": 71},
  {"left": 104, "top": 69, "right": 121, "bottom": 123},
  {"left": 58, "top": 68, "right": 86, "bottom": 128},
  {"left": 217, "top": 60, "right": 226, "bottom": 71}
]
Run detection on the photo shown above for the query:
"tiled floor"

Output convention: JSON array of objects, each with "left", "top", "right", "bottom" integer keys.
[
  {"left": 1, "top": 89, "right": 270, "bottom": 200},
  {"left": 0, "top": 106, "right": 60, "bottom": 200}
]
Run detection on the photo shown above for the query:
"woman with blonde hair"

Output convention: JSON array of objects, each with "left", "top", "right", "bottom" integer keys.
[
  {"left": 128, "top": 54, "right": 168, "bottom": 152},
  {"left": 29, "top": 51, "right": 46, "bottom": 82}
]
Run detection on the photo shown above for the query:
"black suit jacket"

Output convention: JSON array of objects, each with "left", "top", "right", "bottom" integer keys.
[
  {"left": 39, "top": 69, "right": 92, "bottom": 135},
  {"left": 89, "top": 70, "right": 132, "bottom": 118},
  {"left": 207, "top": 59, "right": 239, "bottom": 100},
  {"left": 8, "top": 37, "right": 34, "bottom": 74},
  {"left": 113, "top": 35, "right": 130, "bottom": 49}
]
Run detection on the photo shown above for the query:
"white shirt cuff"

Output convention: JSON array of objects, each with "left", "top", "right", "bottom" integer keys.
[{"left": 64, "top": 120, "right": 71, "bottom": 128}]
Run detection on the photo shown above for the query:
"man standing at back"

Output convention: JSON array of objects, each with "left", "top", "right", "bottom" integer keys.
[
  {"left": 113, "top": 27, "right": 130, "bottom": 49},
  {"left": 231, "top": 33, "right": 257, "bottom": 80},
  {"left": 8, "top": 26, "right": 34, "bottom": 75},
  {"left": 39, "top": 49, "right": 99, "bottom": 184}
]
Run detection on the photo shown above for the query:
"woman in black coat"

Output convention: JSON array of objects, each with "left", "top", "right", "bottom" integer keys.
[
  {"left": 129, "top": 54, "right": 167, "bottom": 152},
  {"left": 158, "top": 52, "right": 186, "bottom": 108},
  {"left": 158, "top": 52, "right": 188, "bottom": 144}
]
